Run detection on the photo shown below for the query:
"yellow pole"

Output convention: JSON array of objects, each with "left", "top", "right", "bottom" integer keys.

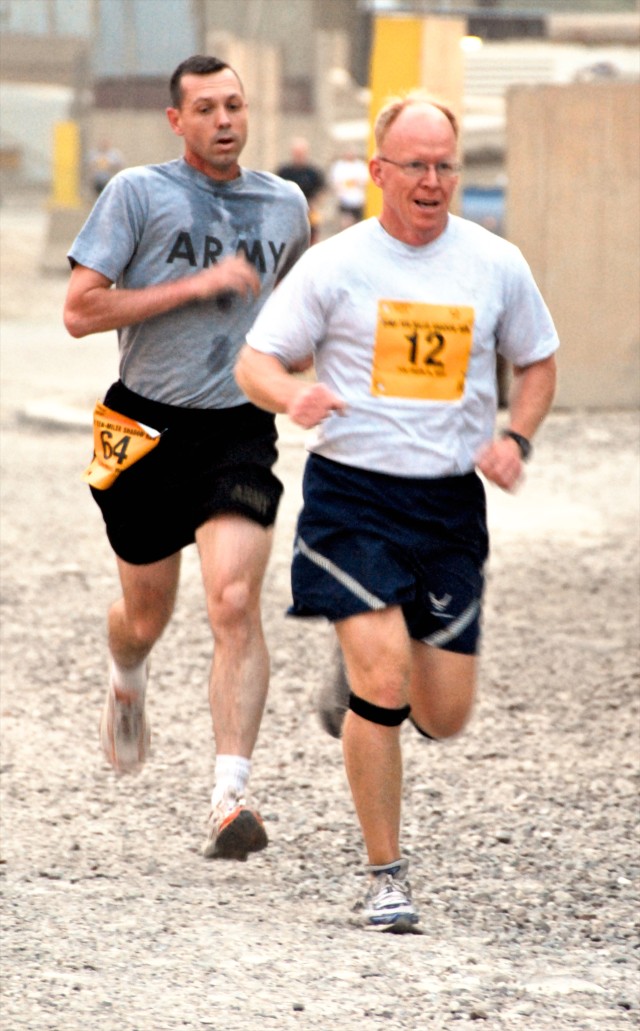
[
  {"left": 366, "top": 16, "right": 466, "bottom": 219},
  {"left": 366, "top": 17, "right": 423, "bottom": 218},
  {"left": 50, "top": 120, "right": 82, "bottom": 209}
]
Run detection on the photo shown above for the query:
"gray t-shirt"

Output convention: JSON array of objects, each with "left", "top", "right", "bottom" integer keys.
[{"left": 68, "top": 158, "right": 309, "bottom": 408}]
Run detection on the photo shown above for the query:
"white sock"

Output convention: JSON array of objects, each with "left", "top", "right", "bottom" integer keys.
[
  {"left": 109, "top": 656, "right": 147, "bottom": 697},
  {"left": 211, "top": 755, "right": 252, "bottom": 809}
]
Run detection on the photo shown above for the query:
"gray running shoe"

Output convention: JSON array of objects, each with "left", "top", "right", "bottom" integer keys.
[
  {"left": 202, "top": 799, "right": 268, "bottom": 861},
  {"left": 99, "top": 666, "right": 150, "bottom": 774},
  {"left": 316, "top": 646, "right": 350, "bottom": 738},
  {"left": 362, "top": 858, "right": 420, "bottom": 932}
]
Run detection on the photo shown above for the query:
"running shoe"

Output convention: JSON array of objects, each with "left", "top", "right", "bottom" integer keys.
[
  {"left": 362, "top": 858, "right": 420, "bottom": 932},
  {"left": 316, "top": 645, "right": 350, "bottom": 738},
  {"left": 202, "top": 799, "right": 268, "bottom": 861},
  {"left": 99, "top": 664, "right": 150, "bottom": 774}
]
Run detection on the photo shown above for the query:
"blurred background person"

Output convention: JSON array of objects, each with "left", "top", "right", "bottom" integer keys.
[
  {"left": 276, "top": 136, "right": 326, "bottom": 244},
  {"left": 88, "top": 137, "right": 124, "bottom": 197},
  {"left": 329, "top": 148, "right": 368, "bottom": 229}
]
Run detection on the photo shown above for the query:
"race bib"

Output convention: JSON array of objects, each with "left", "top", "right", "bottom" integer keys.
[
  {"left": 82, "top": 401, "right": 162, "bottom": 490},
  {"left": 371, "top": 301, "right": 474, "bottom": 401}
]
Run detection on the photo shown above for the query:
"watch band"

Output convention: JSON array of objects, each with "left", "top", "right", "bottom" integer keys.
[{"left": 501, "top": 429, "right": 532, "bottom": 461}]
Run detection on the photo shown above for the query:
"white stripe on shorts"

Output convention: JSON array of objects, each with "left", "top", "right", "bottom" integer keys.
[
  {"left": 296, "top": 536, "right": 386, "bottom": 611},
  {"left": 422, "top": 599, "right": 480, "bottom": 648}
]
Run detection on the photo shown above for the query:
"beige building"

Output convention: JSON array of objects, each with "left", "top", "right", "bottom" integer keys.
[
  {"left": 1, "top": 1, "right": 638, "bottom": 408},
  {"left": 507, "top": 80, "right": 640, "bottom": 409}
]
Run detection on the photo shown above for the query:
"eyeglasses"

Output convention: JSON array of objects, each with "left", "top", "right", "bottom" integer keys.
[{"left": 377, "top": 157, "right": 461, "bottom": 180}]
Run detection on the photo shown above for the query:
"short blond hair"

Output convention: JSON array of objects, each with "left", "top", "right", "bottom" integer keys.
[{"left": 374, "top": 90, "right": 459, "bottom": 149}]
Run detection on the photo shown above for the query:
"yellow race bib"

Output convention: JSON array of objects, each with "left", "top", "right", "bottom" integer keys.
[
  {"left": 82, "top": 401, "right": 162, "bottom": 490},
  {"left": 372, "top": 300, "right": 474, "bottom": 401}
]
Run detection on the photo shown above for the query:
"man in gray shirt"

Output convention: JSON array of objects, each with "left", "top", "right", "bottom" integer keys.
[{"left": 64, "top": 55, "right": 309, "bottom": 861}]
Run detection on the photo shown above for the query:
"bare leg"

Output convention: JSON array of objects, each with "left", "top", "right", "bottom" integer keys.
[
  {"left": 336, "top": 607, "right": 412, "bottom": 866},
  {"left": 196, "top": 515, "right": 273, "bottom": 758},
  {"left": 101, "top": 552, "right": 180, "bottom": 773},
  {"left": 408, "top": 644, "right": 477, "bottom": 739},
  {"left": 108, "top": 552, "right": 181, "bottom": 669},
  {"left": 336, "top": 611, "right": 479, "bottom": 866}
]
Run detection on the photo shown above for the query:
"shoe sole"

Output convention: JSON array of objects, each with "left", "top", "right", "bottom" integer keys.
[
  {"left": 204, "top": 808, "right": 268, "bottom": 861},
  {"left": 365, "top": 914, "right": 421, "bottom": 933}
]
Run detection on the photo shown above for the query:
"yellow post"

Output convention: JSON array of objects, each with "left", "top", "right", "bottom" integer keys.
[
  {"left": 50, "top": 120, "right": 82, "bottom": 209},
  {"left": 366, "top": 16, "right": 466, "bottom": 218},
  {"left": 366, "top": 17, "right": 423, "bottom": 218}
]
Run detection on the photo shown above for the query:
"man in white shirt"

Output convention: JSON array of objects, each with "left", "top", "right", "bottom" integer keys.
[{"left": 236, "top": 91, "right": 557, "bottom": 930}]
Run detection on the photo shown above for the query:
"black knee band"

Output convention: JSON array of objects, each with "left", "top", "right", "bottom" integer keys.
[{"left": 348, "top": 691, "right": 411, "bottom": 727}]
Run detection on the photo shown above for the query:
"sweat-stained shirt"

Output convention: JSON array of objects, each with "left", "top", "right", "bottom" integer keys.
[{"left": 68, "top": 158, "right": 309, "bottom": 409}]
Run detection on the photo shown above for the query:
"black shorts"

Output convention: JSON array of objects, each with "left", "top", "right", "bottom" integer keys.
[
  {"left": 289, "top": 454, "right": 489, "bottom": 654},
  {"left": 90, "top": 381, "right": 283, "bottom": 565}
]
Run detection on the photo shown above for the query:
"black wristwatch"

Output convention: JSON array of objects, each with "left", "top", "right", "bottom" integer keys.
[{"left": 501, "top": 429, "right": 532, "bottom": 461}]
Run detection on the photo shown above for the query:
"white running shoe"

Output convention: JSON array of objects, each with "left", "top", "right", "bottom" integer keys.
[
  {"left": 362, "top": 858, "right": 420, "bottom": 932},
  {"left": 99, "top": 663, "right": 150, "bottom": 774},
  {"left": 202, "top": 799, "right": 268, "bottom": 861}
]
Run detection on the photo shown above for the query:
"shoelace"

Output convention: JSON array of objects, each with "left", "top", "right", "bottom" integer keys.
[{"left": 369, "top": 874, "right": 412, "bottom": 906}]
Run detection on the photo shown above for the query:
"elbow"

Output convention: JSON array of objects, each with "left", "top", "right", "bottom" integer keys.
[
  {"left": 64, "top": 320, "right": 85, "bottom": 340},
  {"left": 63, "top": 307, "right": 90, "bottom": 339}
]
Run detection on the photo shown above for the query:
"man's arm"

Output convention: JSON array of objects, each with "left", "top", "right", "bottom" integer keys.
[
  {"left": 63, "top": 257, "right": 260, "bottom": 338},
  {"left": 235, "top": 346, "right": 345, "bottom": 429},
  {"left": 476, "top": 353, "right": 557, "bottom": 492}
]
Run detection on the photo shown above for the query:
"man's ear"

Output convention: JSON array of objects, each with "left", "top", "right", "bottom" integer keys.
[
  {"left": 166, "top": 107, "right": 184, "bottom": 137},
  {"left": 369, "top": 156, "right": 383, "bottom": 188}
]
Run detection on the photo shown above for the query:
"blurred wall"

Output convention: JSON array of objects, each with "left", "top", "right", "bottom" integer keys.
[
  {"left": 205, "top": 32, "right": 281, "bottom": 173},
  {"left": 0, "top": 82, "right": 73, "bottom": 187},
  {"left": 88, "top": 109, "right": 183, "bottom": 172},
  {"left": 507, "top": 81, "right": 640, "bottom": 409}
]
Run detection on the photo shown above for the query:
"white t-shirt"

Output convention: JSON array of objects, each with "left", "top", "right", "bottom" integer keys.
[
  {"left": 246, "top": 215, "right": 559, "bottom": 478},
  {"left": 329, "top": 157, "right": 369, "bottom": 210}
]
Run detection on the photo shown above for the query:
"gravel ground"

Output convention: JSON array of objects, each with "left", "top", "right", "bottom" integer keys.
[{"left": 1, "top": 199, "right": 639, "bottom": 1030}]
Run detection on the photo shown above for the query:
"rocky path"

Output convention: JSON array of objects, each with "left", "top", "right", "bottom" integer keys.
[{"left": 1, "top": 200, "right": 638, "bottom": 1030}]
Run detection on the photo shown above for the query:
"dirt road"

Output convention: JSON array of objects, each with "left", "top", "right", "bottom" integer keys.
[{"left": 1, "top": 198, "right": 638, "bottom": 1030}]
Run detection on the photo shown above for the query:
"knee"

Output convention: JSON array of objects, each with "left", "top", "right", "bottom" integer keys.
[
  {"left": 349, "top": 690, "right": 411, "bottom": 727},
  {"left": 208, "top": 579, "right": 256, "bottom": 638},
  {"left": 113, "top": 599, "right": 172, "bottom": 650},
  {"left": 410, "top": 700, "right": 474, "bottom": 741},
  {"left": 409, "top": 649, "right": 477, "bottom": 740},
  {"left": 347, "top": 659, "right": 411, "bottom": 712}
]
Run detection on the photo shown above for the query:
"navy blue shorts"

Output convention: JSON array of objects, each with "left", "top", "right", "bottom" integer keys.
[
  {"left": 90, "top": 381, "right": 283, "bottom": 565},
  {"left": 289, "top": 454, "right": 489, "bottom": 654}
]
